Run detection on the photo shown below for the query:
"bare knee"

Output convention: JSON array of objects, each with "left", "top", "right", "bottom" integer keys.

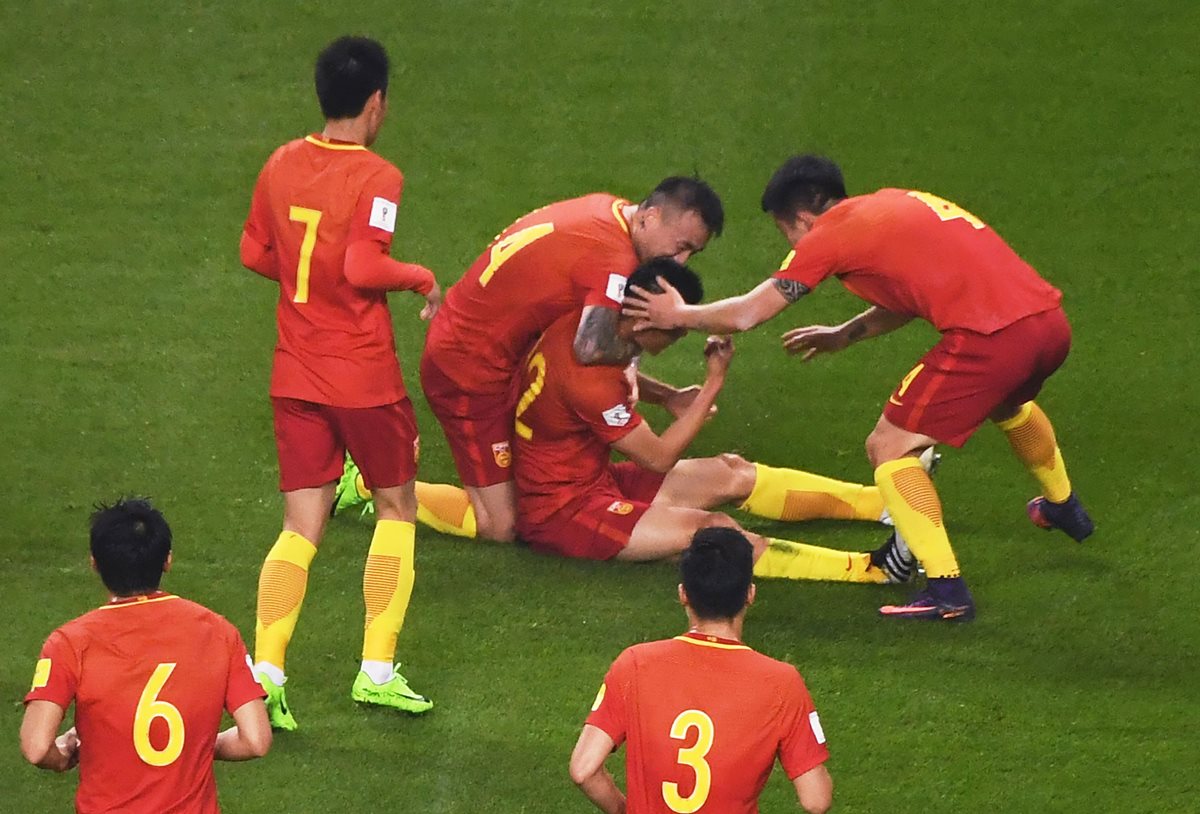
[
  {"left": 372, "top": 484, "right": 417, "bottom": 522},
  {"left": 701, "top": 511, "right": 741, "bottom": 531},
  {"left": 718, "top": 453, "right": 757, "bottom": 497},
  {"left": 474, "top": 504, "right": 517, "bottom": 543}
]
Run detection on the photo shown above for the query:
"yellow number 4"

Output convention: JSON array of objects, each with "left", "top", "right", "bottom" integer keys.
[
  {"left": 289, "top": 206, "right": 323, "bottom": 303},
  {"left": 133, "top": 663, "right": 186, "bottom": 767},
  {"left": 662, "top": 709, "right": 714, "bottom": 814},
  {"left": 479, "top": 223, "right": 555, "bottom": 286},
  {"left": 907, "top": 191, "right": 985, "bottom": 230}
]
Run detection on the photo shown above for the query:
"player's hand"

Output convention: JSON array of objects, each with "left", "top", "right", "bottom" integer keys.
[
  {"left": 781, "top": 324, "right": 849, "bottom": 361},
  {"left": 623, "top": 277, "right": 687, "bottom": 330},
  {"left": 55, "top": 727, "right": 80, "bottom": 771},
  {"left": 420, "top": 281, "right": 442, "bottom": 321},
  {"left": 664, "top": 385, "right": 718, "bottom": 421},
  {"left": 703, "top": 335, "right": 734, "bottom": 377}
]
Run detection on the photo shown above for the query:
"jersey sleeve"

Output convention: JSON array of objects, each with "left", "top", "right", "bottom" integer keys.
[
  {"left": 772, "top": 221, "right": 841, "bottom": 292},
  {"left": 573, "top": 223, "right": 634, "bottom": 311},
  {"left": 223, "top": 624, "right": 267, "bottom": 712},
  {"left": 24, "top": 629, "right": 79, "bottom": 709},
  {"left": 777, "top": 668, "right": 830, "bottom": 779},
  {"left": 584, "top": 649, "right": 633, "bottom": 746},
  {"left": 565, "top": 361, "right": 644, "bottom": 445},
  {"left": 346, "top": 164, "right": 405, "bottom": 249}
]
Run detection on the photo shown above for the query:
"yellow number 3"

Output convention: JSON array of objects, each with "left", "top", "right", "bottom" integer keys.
[
  {"left": 133, "top": 663, "right": 186, "bottom": 767},
  {"left": 907, "top": 191, "right": 985, "bottom": 230},
  {"left": 662, "top": 709, "right": 714, "bottom": 813}
]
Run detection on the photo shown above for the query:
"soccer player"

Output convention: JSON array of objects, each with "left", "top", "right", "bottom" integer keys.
[
  {"left": 624, "top": 154, "right": 1094, "bottom": 621},
  {"left": 336, "top": 176, "right": 726, "bottom": 545},
  {"left": 571, "top": 527, "right": 833, "bottom": 814},
  {"left": 516, "top": 258, "right": 911, "bottom": 584},
  {"left": 239, "top": 36, "right": 440, "bottom": 727},
  {"left": 21, "top": 498, "right": 270, "bottom": 814}
]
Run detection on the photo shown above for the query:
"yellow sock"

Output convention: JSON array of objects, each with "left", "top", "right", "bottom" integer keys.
[
  {"left": 415, "top": 481, "right": 477, "bottom": 538},
  {"left": 740, "top": 463, "right": 884, "bottom": 521},
  {"left": 255, "top": 531, "right": 317, "bottom": 670},
  {"left": 875, "top": 458, "right": 959, "bottom": 578},
  {"left": 995, "top": 401, "right": 1073, "bottom": 503},
  {"left": 752, "top": 538, "right": 887, "bottom": 583},
  {"left": 362, "top": 520, "right": 416, "bottom": 663}
]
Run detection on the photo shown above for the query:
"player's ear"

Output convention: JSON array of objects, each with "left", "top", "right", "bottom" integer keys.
[
  {"left": 677, "top": 584, "right": 688, "bottom": 607},
  {"left": 89, "top": 555, "right": 98, "bottom": 574},
  {"left": 746, "top": 583, "right": 757, "bottom": 606},
  {"left": 163, "top": 551, "right": 173, "bottom": 574}
]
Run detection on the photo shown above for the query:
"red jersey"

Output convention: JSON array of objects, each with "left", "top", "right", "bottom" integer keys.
[
  {"left": 424, "top": 193, "right": 637, "bottom": 393},
  {"left": 587, "top": 633, "right": 829, "bottom": 814},
  {"left": 512, "top": 314, "right": 643, "bottom": 525},
  {"left": 25, "top": 593, "right": 265, "bottom": 814},
  {"left": 774, "top": 188, "right": 1062, "bottom": 334},
  {"left": 244, "top": 134, "right": 412, "bottom": 407}
]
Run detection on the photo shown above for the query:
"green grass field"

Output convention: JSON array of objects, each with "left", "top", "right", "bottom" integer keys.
[{"left": 3, "top": 1, "right": 1198, "bottom": 811}]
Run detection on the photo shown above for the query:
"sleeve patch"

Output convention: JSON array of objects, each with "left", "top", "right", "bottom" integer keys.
[
  {"left": 602, "top": 404, "right": 632, "bottom": 427},
  {"left": 808, "top": 710, "right": 826, "bottom": 744},
  {"left": 591, "top": 682, "right": 607, "bottom": 712},
  {"left": 31, "top": 658, "right": 51, "bottom": 691},
  {"left": 778, "top": 249, "right": 797, "bottom": 271},
  {"left": 369, "top": 196, "right": 398, "bottom": 233},
  {"left": 606, "top": 274, "right": 627, "bottom": 303}
]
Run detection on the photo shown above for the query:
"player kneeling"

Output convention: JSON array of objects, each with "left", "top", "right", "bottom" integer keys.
[{"left": 513, "top": 258, "right": 911, "bottom": 581}]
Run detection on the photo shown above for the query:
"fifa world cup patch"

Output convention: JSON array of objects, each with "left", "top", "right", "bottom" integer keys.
[
  {"left": 492, "top": 442, "right": 512, "bottom": 468},
  {"left": 607, "top": 501, "right": 634, "bottom": 515},
  {"left": 602, "top": 403, "right": 632, "bottom": 427},
  {"left": 369, "top": 196, "right": 398, "bottom": 233},
  {"left": 606, "top": 273, "right": 627, "bottom": 303}
]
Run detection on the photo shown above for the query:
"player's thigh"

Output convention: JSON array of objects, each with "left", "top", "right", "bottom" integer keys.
[
  {"left": 521, "top": 494, "right": 649, "bottom": 561},
  {"left": 272, "top": 397, "right": 343, "bottom": 492},
  {"left": 336, "top": 398, "right": 419, "bottom": 490},
  {"left": 620, "top": 506, "right": 734, "bottom": 562},
  {"left": 421, "top": 361, "right": 516, "bottom": 489},
  {"left": 654, "top": 454, "right": 755, "bottom": 509}
]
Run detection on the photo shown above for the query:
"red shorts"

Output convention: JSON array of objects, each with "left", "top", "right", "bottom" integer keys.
[
  {"left": 272, "top": 397, "right": 418, "bottom": 492},
  {"left": 518, "top": 462, "right": 667, "bottom": 560},
  {"left": 883, "top": 308, "right": 1071, "bottom": 447},
  {"left": 420, "top": 350, "right": 518, "bottom": 488}
]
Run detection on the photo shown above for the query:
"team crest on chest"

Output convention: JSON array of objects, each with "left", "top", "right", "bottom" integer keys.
[
  {"left": 492, "top": 441, "right": 512, "bottom": 468},
  {"left": 607, "top": 501, "right": 634, "bottom": 515}
]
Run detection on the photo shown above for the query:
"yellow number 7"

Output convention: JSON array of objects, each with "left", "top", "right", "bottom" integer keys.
[
  {"left": 907, "top": 191, "right": 985, "bottom": 230},
  {"left": 289, "top": 206, "right": 323, "bottom": 303}
]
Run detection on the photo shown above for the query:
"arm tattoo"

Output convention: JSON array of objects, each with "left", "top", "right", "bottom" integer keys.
[
  {"left": 573, "top": 306, "right": 638, "bottom": 365},
  {"left": 847, "top": 322, "right": 868, "bottom": 341},
  {"left": 772, "top": 278, "right": 810, "bottom": 304}
]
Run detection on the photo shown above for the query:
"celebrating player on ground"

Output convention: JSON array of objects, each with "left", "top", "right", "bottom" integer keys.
[
  {"left": 624, "top": 154, "right": 1094, "bottom": 621},
  {"left": 21, "top": 499, "right": 271, "bottom": 813},
  {"left": 239, "top": 36, "right": 439, "bottom": 727},
  {"left": 516, "top": 258, "right": 910, "bottom": 583},
  {"left": 337, "top": 177, "right": 725, "bottom": 545},
  {"left": 571, "top": 527, "right": 833, "bottom": 814}
]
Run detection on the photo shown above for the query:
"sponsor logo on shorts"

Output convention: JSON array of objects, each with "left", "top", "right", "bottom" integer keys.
[
  {"left": 607, "top": 501, "right": 634, "bottom": 515},
  {"left": 602, "top": 403, "right": 632, "bottom": 427},
  {"left": 492, "top": 441, "right": 512, "bottom": 468}
]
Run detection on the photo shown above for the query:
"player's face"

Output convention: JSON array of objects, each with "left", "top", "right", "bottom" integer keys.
[
  {"left": 633, "top": 207, "right": 710, "bottom": 264},
  {"left": 634, "top": 326, "right": 686, "bottom": 355},
  {"left": 773, "top": 212, "right": 817, "bottom": 246}
]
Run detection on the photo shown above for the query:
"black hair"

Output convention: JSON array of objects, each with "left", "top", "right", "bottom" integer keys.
[
  {"left": 627, "top": 258, "right": 703, "bottom": 304},
  {"left": 760, "top": 154, "right": 847, "bottom": 218},
  {"left": 642, "top": 177, "right": 725, "bottom": 237},
  {"left": 314, "top": 36, "right": 390, "bottom": 120},
  {"left": 679, "top": 527, "right": 754, "bottom": 620},
  {"left": 89, "top": 498, "right": 172, "bottom": 595}
]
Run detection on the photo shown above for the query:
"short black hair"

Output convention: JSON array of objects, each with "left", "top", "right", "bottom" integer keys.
[
  {"left": 314, "top": 36, "right": 390, "bottom": 120},
  {"left": 627, "top": 258, "right": 704, "bottom": 305},
  {"left": 90, "top": 498, "right": 172, "bottom": 595},
  {"left": 642, "top": 177, "right": 725, "bottom": 237},
  {"left": 679, "top": 527, "right": 754, "bottom": 620},
  {"left": 760, "top": 155, "right": 847, "bottom": 218}
]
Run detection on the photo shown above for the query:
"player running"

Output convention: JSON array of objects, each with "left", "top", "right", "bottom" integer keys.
[
  {"left": 624, "top": 154, "right": 1094, "bottom": 621},
  {"left": 336, "top": 177, "right": 725, "bottom": 545},
  {"left": 571, "top": 527, "right": 833, "bottom": 814},
  {"left": 239, "top": 36, "right": 439, "bottom": 726},
  {"left": 21, "top": 499, "right": 271, "bottom": 813},
  {"left": 515, "top": 258, "right": 911, "bottom": 582}
]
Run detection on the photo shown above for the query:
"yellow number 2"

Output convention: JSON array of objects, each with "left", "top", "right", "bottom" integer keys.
[
  {"left": 479, "top": 222, "right": 555, "bottom": 286},
  {"left": 907, "top": 191, "right": 985, "bottom": 230},
  {"left": 662, "top": 709, "right": 714, "bottom": 814},
  {"left": 133, "top": 663, "right": 186, "bottom": 767},
  {"left": 288, "top": 206, "right": 323, "bottom": 303},
  {"left": 514, "top": 351, "right": 547, "bottom": 440}
]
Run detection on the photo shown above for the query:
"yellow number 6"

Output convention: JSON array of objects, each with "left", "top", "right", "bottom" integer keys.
[
  {"left": 662, "top": 709, "right": 714, "bottom": 813},
  {"left": 133, "top": 663, "right": 186, "bottom": 767}
]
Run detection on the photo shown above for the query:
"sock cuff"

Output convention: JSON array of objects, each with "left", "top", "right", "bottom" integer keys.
[
  {"left": 370, "top": 519, "right": 416, "bottom": 558},
  {"left": 271, "top": 531, "right": 317, "bottom": 568},
  {"left": 737, "top": 462, "right": 772, "bottom": 511},
  {"left": 994, "top": 401, "right": 1036, "bottom": 431},
  {"left": 873, "top": 456, "right": 925, "bottom": 481}
]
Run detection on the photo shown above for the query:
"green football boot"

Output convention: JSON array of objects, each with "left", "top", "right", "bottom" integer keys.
[
  {"left": 332, "top": 456, "right": 373, "bottom": 517},
  {"left": 258, "top": 673, "right": 298, "bottom": 731},
  {"left": 351, "top": 667, "right": 433, "bottom": 714}
]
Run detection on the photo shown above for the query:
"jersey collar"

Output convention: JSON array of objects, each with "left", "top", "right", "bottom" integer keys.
[{"left": 675, "top": 631, "right": 750, "bottom": 650}]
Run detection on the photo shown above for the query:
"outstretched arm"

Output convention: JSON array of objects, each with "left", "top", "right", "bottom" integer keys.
[
  {"left": 574, "top": 305, "right": 639, "bottom": 365},
  {"left": 569, "top": 725, "right": 626, "bottom": 814},
  {"left": 782, "top": 306, "right": 913, "bottom": 361},
  {"left": 624, "top": 278, "right": 796, "bottom": 334}
]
